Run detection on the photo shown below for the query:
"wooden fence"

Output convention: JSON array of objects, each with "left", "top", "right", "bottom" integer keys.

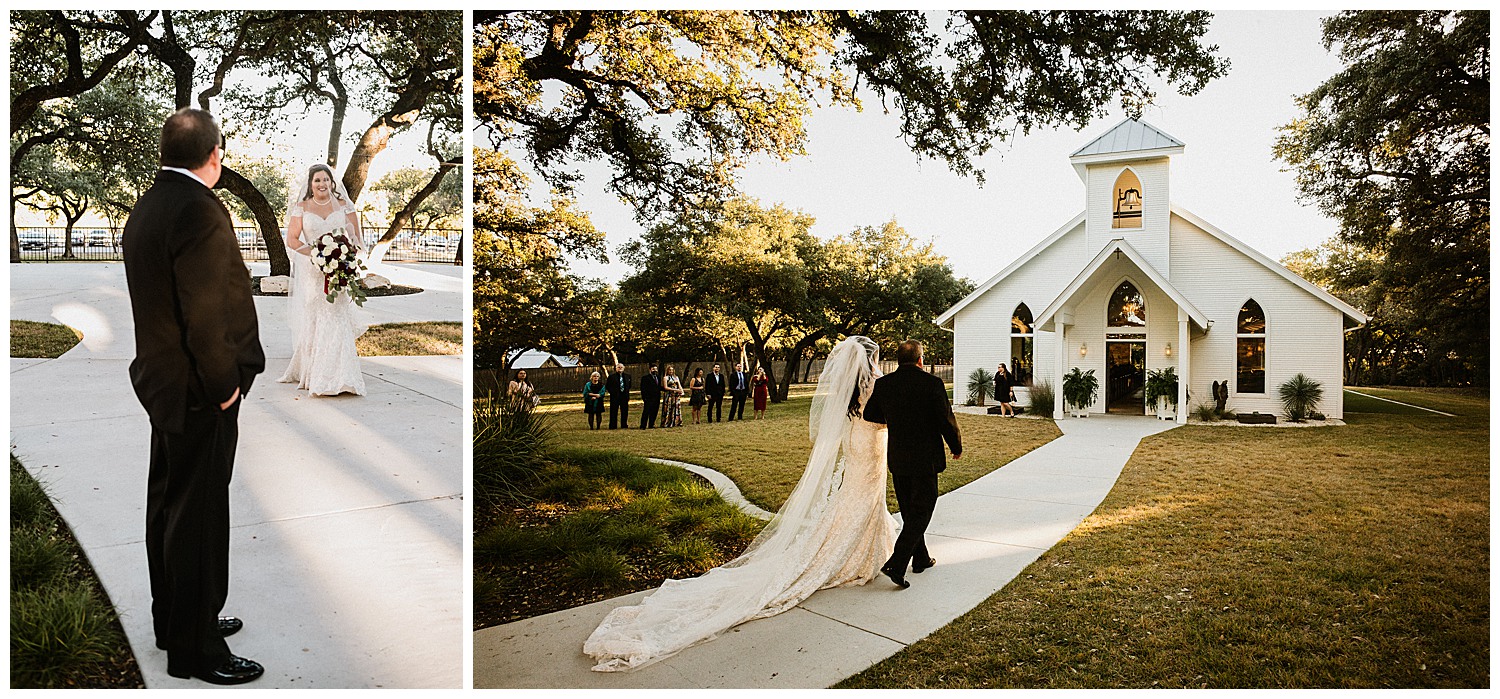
[{"left": 478, "top": 360, "right": 953, "bottom": 397}]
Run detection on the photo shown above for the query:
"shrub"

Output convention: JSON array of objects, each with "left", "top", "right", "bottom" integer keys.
[
  {"left": 565, "top": 549, "right": 633, "bottom": 586},
  {"left": 621, "top": 491, "right": 674, "bottom": 524},
  {"left": 1278, "top": 373, "right": 1324, "bottom": 422},
  {"left": 473, "top": 398, "right": 555, "bottom": 506},
  {"left": 1027, "top": 378, "right": 1055, "bottom": 416},
  {"left": 667, "top": 505, "right": 714, "bottom": 531},
  {"left": 1062, "top": 368, "right": 1099, "bottom": 412},
  {"left": 1191, "top": 401, "right": 1220, "bottom": 422},
  {"left": 587, "top": 483, "right": 634, "bottom": 509},
  {"left": 11, "top": 458, "right": 54, "bottom": 528},
  {"left": 547, "top": 510, "right": 611, "bottom": 552},
  {"left": 473, "top": 523, "right": 542, "bottom": 564},
  {"left": 599, "top": 520, "right": 663, "bottom": 551},
  {"left": 662, "top": 480, "right": 719, "bottom": 508},
  {"left": 660, "top": 537, "right": 721, "bottom": 576},
  {"left": 706, "top": 512, "right": 764, "bottom": 548},
  {"left": 965, "top": 367, "right": 995, "bottom": 406},
  {"left": 9, "top": 584, "right": 122, "bottom": 688},
  {"left": 11, "top": 526, "right": 75, "bottom": 590}
]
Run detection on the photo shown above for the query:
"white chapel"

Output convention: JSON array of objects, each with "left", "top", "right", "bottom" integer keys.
[{"left": 937, "top": 119, "right": 1367, "bottom": 422}]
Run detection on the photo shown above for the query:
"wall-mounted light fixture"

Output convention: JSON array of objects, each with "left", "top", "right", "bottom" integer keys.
[
  {"left": 1079, "top": 342, "right": 1088, "bottom": 357},
  {"left": 1164, "top": 342, "right": 1173, "bottom": 357}
]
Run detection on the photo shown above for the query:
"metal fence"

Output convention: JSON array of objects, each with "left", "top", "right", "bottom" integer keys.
[
  {"left": 479, "top": 359, "right": 954, "bottom": 397},
  {"left": 13, "top": 224, "right": 462, "bottom": 264}
]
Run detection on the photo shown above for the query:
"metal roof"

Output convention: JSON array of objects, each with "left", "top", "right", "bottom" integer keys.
[{"left": 1070, "top": 118, "right": 1185, "bottom": 158}]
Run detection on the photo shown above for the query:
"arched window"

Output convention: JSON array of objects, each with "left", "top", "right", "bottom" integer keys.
[
  {"left": 1107, "top": 281, "right": 1146, "bottom": 329},
  {"left": 1237, "top": 300, "right": 1266, "bottom": 394},
  {"left": 1011, "top": 303, "right": 1033, "bottom": 385},
  {"left": 1112, "top": 169, "right": 1143, "bottom": 229}
]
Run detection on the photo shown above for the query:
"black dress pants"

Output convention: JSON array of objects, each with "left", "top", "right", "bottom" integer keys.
[
  {"left": 609, "top": 394, "right": 629, "bottom": 429},
  {"left": 147, "top": 402, "right": 239, "bottom": 677},
  {"left": 640, "top": 397, "right": 660, "bottom": 428},
  {"left": 706, "top": 394, "right": 724, "bottom": 422},
  {"left": 729, "top": 391, "right": 747, "bottom": 420},
  {"left": 885, "top": 469, "right": 938, "bottom": 574}
]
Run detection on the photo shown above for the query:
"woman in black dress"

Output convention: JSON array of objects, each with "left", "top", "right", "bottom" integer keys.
[
  {"left": 994, "top": 363, "right": 1015, "bottom": 417},
  {"left": 688, "top": 368, "right": 706, "bottom": 424},
  {"left": 583, "top": 370, "right": 607, "bottom": 429}
]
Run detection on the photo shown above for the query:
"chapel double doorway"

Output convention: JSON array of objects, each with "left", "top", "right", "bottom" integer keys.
[
  {"left": 1105, "top": 340, "right": 1146, "bottom": 414},
  {"left": 1105, "top": 280, "right": 1147, "bottom": 415}
]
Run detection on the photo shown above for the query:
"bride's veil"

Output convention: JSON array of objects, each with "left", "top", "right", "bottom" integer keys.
[
  {"left": 283, "top": 163, "right": 357, "bottom": 335},
  {"left": 583, "top": 335, "right": 882, "bottom": 671},
  {"left": 725, "top": 335, "right": 880, "bottom": 568}
]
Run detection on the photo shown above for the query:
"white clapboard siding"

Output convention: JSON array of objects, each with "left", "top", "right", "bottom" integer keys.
[
  {"left": 952, "top": 221, "right": 1087, "bottom": 405},
  {"left": 1088, "top": 160, "right": 1171, "bottom": 276},
  {"left": 1170, "top": 214, "right": 1347, "bottom": 418}
]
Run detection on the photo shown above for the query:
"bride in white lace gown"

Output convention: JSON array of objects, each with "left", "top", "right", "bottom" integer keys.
[
  {"left": 277, "top": 164, "right": 366, "bottom": 396},
  {"left": 584, "top": 336, "right": 896, "bottom": 672}
]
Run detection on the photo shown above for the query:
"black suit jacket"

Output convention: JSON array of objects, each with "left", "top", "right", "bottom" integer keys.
[
  {"left": 639, "top": 372, "right": 662, "bottom": 400},
  {"left": 607, "top": 372, "right": 632, "bottom": 397},
  {"left": 705, "top": 372, "right": 727, "bottom": 397},
  {"left": 729, "top": 370, "right": 749, "bottom": 394},
  {"left": 123, "top": 171, "right": 265, "bottom": 433},
  {"left": 862, "top": 364, "right": 962, "bottom": 476}
]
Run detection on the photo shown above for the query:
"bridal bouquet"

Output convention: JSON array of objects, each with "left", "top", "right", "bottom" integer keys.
[{"left": 312, "top": 228, "right": 368, "bottom": 306}]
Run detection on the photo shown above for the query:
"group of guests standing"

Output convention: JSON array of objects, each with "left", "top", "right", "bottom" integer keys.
[{"left": 580, "top": 362, "right": 770, "bottom": 430}]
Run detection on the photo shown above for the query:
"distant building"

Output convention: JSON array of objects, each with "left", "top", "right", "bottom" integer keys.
[
  {"left": 938, "top": 119, "right": 1366, "bottom": 421},
  {"left": 506, "top": 349, "right": 580, "bottom": 370}
]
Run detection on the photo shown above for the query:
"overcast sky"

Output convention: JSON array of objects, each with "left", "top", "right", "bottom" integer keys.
[{"left": 564, "top": 10, "right": 1348, "bottom": 288}]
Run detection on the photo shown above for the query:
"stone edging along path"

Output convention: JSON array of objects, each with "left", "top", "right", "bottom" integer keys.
[{"left": 645, "top": 457, "right": 775, "bottom": 520}]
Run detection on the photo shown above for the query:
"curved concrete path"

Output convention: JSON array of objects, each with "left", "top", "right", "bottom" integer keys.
[
  {"left": 646, "top": 457, "right": 774, "bottom": 520},
  {"left": 473, "top": 414, "right": 1179, "bottom": 688},
  {"left": 9, "top": 262, "right": 464, "bottom": 688}
]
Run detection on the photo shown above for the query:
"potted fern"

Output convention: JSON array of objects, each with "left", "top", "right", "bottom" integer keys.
[
  {"left": 1144, "top": 366, "right": 1179, "bottom": 420},
  {"left": 1062, "top": 368, "right": 1098, "bottom": 418}
]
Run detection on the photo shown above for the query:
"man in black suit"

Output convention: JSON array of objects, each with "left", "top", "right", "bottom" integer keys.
[
  {"left": 122, "top": 108, "right": 266, "bottom": 685},
  {"left": 638, "top": 365, "right": 662, "bottom": 429},
  {"left": 607, "top": 363, "right": 632, "bottom": 429},
  {"left": 727, "top": 362, "right": 749, "bottom": 421},
  {"left": 862, "top": 339, "right": 961, "bottom": 589},
  {"left": 704, "top": 363, "right": 727, "bottom": 423}
]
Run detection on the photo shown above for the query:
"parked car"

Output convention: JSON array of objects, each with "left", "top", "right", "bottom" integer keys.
[
  {"left": 86, "top": 229, "right": 115, "bottom": 247},
  {"left": 417, "top": 235, "right": 458, "bottom": 250},
  {"left": 17, "top": 231, "right": 48, "bottom": 250}
]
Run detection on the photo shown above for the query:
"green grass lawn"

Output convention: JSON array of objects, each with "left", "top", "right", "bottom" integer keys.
[
  {"left": 543, "top": 385, "right": 1060, "bottom": 512},
  {"left": 839, "top": 387, "right": 1488, "bottom": 688},
  {"left": 10, "top": 455, "right": 142, "bottom": 688},
  {"left": 356, "top": 321, "right": 462, "bottom": 356},
  {"left": 10, "top": 320, "right": 82, "bottom": 358}
]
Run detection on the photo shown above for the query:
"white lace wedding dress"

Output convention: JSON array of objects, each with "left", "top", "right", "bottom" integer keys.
[
  {"left": 584, "top": 336, "right": 896, "bottom": 672},
  {"left": 278, "top": 199, "right": 367, "bottom": 396}
]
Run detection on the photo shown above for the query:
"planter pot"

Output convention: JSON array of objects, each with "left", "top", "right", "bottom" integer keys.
[{"left": 1156, "top": 403, "right": 1176, "bottom": 421}]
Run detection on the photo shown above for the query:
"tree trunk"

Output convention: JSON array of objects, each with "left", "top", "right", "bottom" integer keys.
[
  {"left": 218, "top": 166, "right": 289, "bottom": 276},
  {"left": 369, "top": 160, "right": 457, "bottom": 265},
  {"left": 323, "top": 44, "right": 348, "bottom": 167},
  {"left": 778, "top": 330, "right": 826, "bottom": 402}
]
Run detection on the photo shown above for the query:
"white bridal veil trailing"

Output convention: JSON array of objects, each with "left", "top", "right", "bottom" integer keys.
[{"left": 584, "top": 335, "right": 894, "bottom": 672}]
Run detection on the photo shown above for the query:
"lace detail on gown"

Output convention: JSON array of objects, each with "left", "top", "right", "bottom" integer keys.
[
  {"left": 277, "top": 205, "right": 367, "bottom": 396},
  {"left": 582, "top": 417, "right": 895, "bottom": 671}
]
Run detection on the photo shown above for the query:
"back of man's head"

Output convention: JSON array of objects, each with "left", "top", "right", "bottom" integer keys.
[
  {"left": 160, "top": 108, "right": 222, "bottom": 169},
  {"left": 895, "top": 340, "right": 923, "bottom": 366}
]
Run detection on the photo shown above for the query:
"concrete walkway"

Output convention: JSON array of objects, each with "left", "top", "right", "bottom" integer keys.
[
  {"left": 9, "top": 261, "right": 464, "bottom": 688},
  {"left": 473, "top": 413, "right": 1179, "bottom": 688}
]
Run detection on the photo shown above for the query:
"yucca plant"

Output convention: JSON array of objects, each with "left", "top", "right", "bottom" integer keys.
[
  {"left": 966, "top": 367, "right": 995, "bottom": 406},
  {"left": 1278, "top": 373, "right": 1324, "bottom": 422},
  {"left": 473, "top": 397, "right": 555, "bottom": 506}
]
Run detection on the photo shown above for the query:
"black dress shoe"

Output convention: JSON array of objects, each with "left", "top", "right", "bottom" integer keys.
[
  {"left": 880, "top": 565, "right": 910, "bottom": 589},
  {"left": 912, "top": 557, "right": 937, "bottom": 574},
  {"left": 170, "top": 655, "right": 264, "bottom": 685},
  {"left": 155, "top": 617, "right": 245, "bottom": 650}
]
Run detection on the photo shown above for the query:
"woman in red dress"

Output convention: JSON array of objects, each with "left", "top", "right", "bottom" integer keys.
[{"left": 751, "top": 366, "right": 771, "bottom": 419}]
